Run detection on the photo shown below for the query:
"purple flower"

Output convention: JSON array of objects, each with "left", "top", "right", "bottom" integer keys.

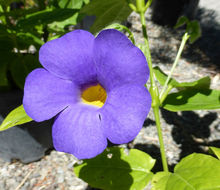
[{"left": 23, "top": 29, "right": 151, "bottom": 159}]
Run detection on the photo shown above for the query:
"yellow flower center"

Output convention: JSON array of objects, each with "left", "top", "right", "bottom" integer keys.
[{"left": 81, "top": 84, "right": 107, "bottom": 108}]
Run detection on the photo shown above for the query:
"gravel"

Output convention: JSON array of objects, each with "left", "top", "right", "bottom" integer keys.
[{"left": 0, "top": 7, "right": 220, "bottom": 190}]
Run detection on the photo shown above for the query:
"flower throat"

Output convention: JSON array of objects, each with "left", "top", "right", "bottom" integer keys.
[{"left": 81, "top": 84, "right": 107, "bottom": 108}]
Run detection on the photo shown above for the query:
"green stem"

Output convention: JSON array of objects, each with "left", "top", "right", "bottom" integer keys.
[
  {"left": 126, "top": 0, "right": 137, "bottom": 12},
  {"left": 136, "top": 0, "right": 145, "bottom": 13},
  {"left": 128, "top": 3, "right": 137, "bottom": 12},
  {"left": 144, "top": 0, "right": 153, "bottom": 12},
  {"left": 138, "top": 8, "right": 169, "bottom": 172},
  {"left": 121, "top": 25, "right": 135, "bottom": 44},
  {"left": 153, "top": 107, "right": 169, "bottom": 172},
  {"left": 140, "top": 12, "right": 154, "bottom": 87},
  {"left": 160, "top": 33, "right": 189, "bottom": 100}
]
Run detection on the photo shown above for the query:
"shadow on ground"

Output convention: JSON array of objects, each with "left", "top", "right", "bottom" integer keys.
[
  {"left": 183, "top": 8, "right": 220, "bottom": 70},
  {"left": 134, "top": 109, "right": 220, "bottom": 173},
  {"left": 150, "top": 7, "right": 220, "bottom": 71},
  {"left": 161, "top": 109, "right": 220, "bottom": 160}
]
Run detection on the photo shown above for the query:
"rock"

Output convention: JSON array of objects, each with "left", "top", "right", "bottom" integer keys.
[
  {"left": 0, "top": 90, "right": 53, "bottom": 163},
  {"left": 0, "top": 116, "right": 53, "bottom": 163}
]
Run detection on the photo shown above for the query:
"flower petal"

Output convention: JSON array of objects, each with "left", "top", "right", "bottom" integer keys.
[
  {"left": 23, "top": 68, "right": 79, "bottom": 122},
  {"left": 52, "top": 105, "right": 107, "bottom": 159},
  {"left": 94, "top": 29, "right": 149, "bottom": 91},
  {"left": 100, "top": 85, "right": 151, "bottom": 144},
  {"left": 39, "top": 30, "right": 96, "bottom": 86}
]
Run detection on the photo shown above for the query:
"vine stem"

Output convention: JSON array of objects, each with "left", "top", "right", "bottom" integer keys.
[
  {"left": 160, "top": 33, "right": 189, "bottom": 100},
  {"left": 140, "top": 12, "right": 154, "bottom": 87},
  {"left": 138, "top": 9, "right": 169, "bottom": 171},
  {"left": 153, "top": 107, "right": 168, "bottom": 172}
]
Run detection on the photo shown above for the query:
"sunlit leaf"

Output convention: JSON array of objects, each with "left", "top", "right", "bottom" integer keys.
[
  {"left": 48, "top": 12, "right": 79, "bottom": 33},
  {"left": 162, "top": 89, "right": 220, "bottom": 111},
  {"left": 152, "top": 153, "right": 220, "bottom": 190},
  {"left": 0, "top": 105, "right": 32, "bottom": 131},
  {"left": 84, "top": 0, "right": 90, "bottom": 4},
  {"left": 58, "top": 0, "right": 84, "bottom": 9},
  {"left": 152, "top": 172, "right": 171, "bottom": 190},
  {"left": 74, "top": 147, "right": 155, "bottom": 190}
]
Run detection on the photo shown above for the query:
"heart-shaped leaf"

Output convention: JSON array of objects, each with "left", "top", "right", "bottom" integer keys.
[
  {"left": 74, "top": 147, "right": 155, "bottom": 190},
  {"left": 152, "top": 153, "right": 220, "bottom": 190}
]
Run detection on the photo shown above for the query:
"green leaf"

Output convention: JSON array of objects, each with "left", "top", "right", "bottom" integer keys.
[
  {"left": 176, "top": 77, "right": 210, "bottom": 89},
  {"left": 0, "top": 30, "right": 15, "bottom": 52},
  {"left": 84, "top": 0, "right": 90, "bottom": 4},
  {"left": 162, "top": 89, "right": 220, "bottom": 111},
  {"left": 81, "top": 0, "right": 133, "bottom": 33},
  {"left": 209, "top": 147, "right": 220, "bottom": 159},
  {"left": 58, "top": 0, "right": 84, "bottom": 9},
  {"left": 0, "top": 61, "right": 8, "bottom": 86},
  {"left": 174, "top": 16, "right": 201, "bottom": 43},
  {"left": 152, "top": 153, "right": 220, "bottom": 190},
  {"left": 152, "top": 172, "right": 171, "bottom": 190},
  {"left": 0, "top": 52, "right": 17, "bottom": 87},
  {"left": 0, "top": 8, "right": 39, "bottom": 20},
  {"left": 16, "top": 32, "right": 44, "bottom": 49},
  {"left": 0, "top": 105, "right": 32, "bottom": 131},
  {"left": 10, "top": 54, "right": 41, "bottom": 89},
  {"left": 74, "top": 147, "right": 155, "bottom": 190},
  {"left": 0, "top": 0, "right": 20, "bottom": 7},
  {"left": 174, "top": 16, "right": 189, "bottom": 29},
  {"left": 17, "top": 8, "right": 78, "bottom": 29},
  {"left": 48, "top": 12, "right": 79, "bottom": 33},
  {"left": 187, "top": 20, "right": 201, "bottom": 43},
  {"left": 153, "top": 66, "right": 210, "bottom": 89}
]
